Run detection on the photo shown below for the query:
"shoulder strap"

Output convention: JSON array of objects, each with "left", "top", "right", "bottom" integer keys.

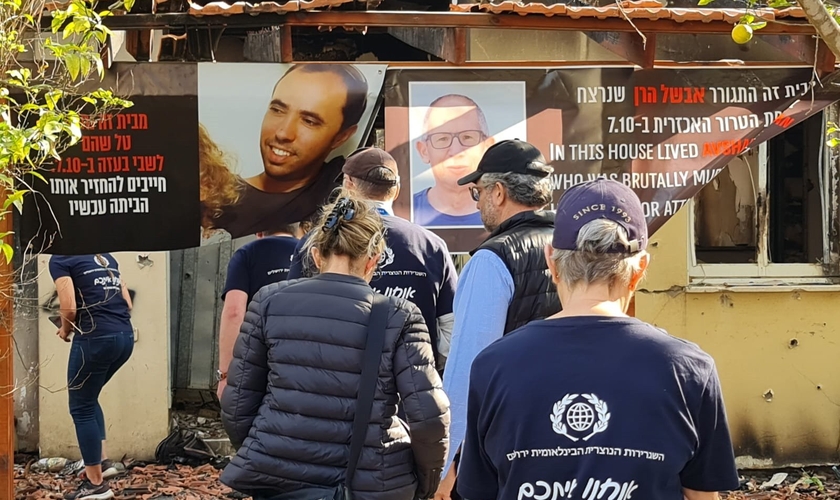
[{"left": 345, "top": 293, "right": 390, "bottom": 489}]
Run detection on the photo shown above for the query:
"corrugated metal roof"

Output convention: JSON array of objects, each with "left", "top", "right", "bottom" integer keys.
[
  {"left": 189, "top": 0, "right": 354, "bottom": 15},
  {"left": 450, "top": 0, "right": 807, "bottom": 24}
]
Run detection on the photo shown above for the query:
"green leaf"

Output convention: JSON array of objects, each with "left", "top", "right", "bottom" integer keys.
[
  {"left": 767, "top": 0, "right": 792, "bottom": 7},
  {"left": 19, "top": 103, "right": 42, "bottom": 113},
  {"left": 124, "top": 0, "right": 135, "bottom": 11},
  {"left": 0, "top": 242, "right": 13, "bottom": 265},
  {"left": 67, "top": 121, "right": 82, "bottom": 144},
  {"left": 43, "top": 120, "right": 62, "bottom": 138},
  {"left": 697, "top": 0, "right": 716, "bottom": 6},
  {"left": 3, "top": 190, "right": 27, "bottom": 213},
  {"left": 80, "top": 56, "right": 91, "bottom": 79},
  {"left": 65, "top": 53, "right": 81, "bottom": 80},
  {"left": 45, "top": 90, "right": 62, "bottom": 110},
  {"left": 828, "top": 138, "right": 840, "bottom": 148},
  {"left": 741, "top": 13, "right": 755, "bottom": 24},
  {"left": 29, "top": 171, "right": 47, "bottom": 184},
  {"left": 51, "top": 12, "right": 67, "bottom": 33},
  {"left": 750, "top": 20, "right": 767, "bottom": 30},
  {"left": 827, "top": 126, "right": 839, "bottom": 135}
]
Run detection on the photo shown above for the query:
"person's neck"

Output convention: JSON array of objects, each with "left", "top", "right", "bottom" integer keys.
[
  {"left": 249, "top": 169, "right": 320, "bottom": 193},
  {"left": 492, "top": 205, "right": 538, "bottom": 231},
  {"left": 550, "top": 284, "right": 633, "bottom": 319},
  {"left": 368, "top": 198, "right": 394, "bottom": 215},
  {"left": 427, "top": 184, "right": 477, "bottom": 216},
  {"left": 320, "top": 257, "right": 368, "bottom": 280}
]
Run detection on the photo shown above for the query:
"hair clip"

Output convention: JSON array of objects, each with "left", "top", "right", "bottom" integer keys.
[{"left": 323, "top": 197, "right": 355, "bottom": 232}]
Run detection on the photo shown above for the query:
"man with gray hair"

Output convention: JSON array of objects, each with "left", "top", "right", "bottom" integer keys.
[
  {"left": 435, "top": 139, "right": 562, "bottom": 500},
  {"left": 456, "top": 178, "right": 738, "bottom": 500}
]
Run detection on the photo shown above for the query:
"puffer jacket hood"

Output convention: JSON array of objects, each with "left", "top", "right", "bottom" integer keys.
[{"left": 220, "top": 273, "right": 450, "bottom": 500}]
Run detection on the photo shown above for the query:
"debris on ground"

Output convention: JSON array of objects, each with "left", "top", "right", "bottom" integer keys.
[
  {"left": 172, "top": 393, "right": 226, "bottom": 441},
  {"left": 15, "top": 452, "right": 840, "bottom": 500},
  {"left": 15, "top": 460, "right": 244, "bottom": 500},
  {"left": 723, "top": 468, "right": 840, "bottom": 499}
]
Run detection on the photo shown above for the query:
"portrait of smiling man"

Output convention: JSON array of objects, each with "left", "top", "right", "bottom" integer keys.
[
  {"left": 211, "top": 63, "right": 370, "bottom": 239},
  {"left": 412, "top": 94, "right": 495, "bottom": 227}
]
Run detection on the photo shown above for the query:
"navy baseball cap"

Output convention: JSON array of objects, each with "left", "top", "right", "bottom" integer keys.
[
  {"left": 457, "top": 139, "right": 552, "bottom": 186},
  {"left": 553, "top": 178, "right": 648, "bottom": 254}
]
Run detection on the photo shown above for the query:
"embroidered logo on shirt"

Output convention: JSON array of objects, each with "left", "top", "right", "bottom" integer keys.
[
  {"left": 378, "top": 245, "right": 395, "bottom": 268},
  {"left": 550, "top": 393, "right": 611, "bottom": 442}
]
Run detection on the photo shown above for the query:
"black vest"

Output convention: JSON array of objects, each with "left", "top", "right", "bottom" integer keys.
[{"left": 473, "top": 210, "right": 562, "bottom": 334}]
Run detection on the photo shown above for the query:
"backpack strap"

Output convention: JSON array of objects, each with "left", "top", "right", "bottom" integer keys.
[{"left": 344, "top": 294, "right": 390, "bottom": 489}]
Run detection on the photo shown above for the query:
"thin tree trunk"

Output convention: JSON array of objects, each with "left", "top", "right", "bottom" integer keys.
[{"left": 797, "top": 0, "right": 840, "bottom": 60}]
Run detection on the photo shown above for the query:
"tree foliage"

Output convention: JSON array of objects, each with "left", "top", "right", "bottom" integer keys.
[
  {"left": 700, "top": 0, "right": 840, "bottom": 60},
  {"left": 1, "top": 0, "right": 133, "bottom": 262}
]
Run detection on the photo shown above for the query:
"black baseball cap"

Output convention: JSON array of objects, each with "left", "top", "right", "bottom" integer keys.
[
  {"left": 337, "top": 147, "right": 399, "bottom": 186},
  {"left": 552, "top": 178, "right": 648, "bottom": 254},
  {"left": 456, "top": 139, "right": 552, "bottom": 186}
]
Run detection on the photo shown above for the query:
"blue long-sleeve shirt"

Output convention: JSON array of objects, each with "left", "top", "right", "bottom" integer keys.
[{"left": 441, "top": 249, "right": 514, "bottom": 476}]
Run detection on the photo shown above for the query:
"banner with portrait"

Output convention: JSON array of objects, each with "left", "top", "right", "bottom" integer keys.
[
  {"left": 20, "top": 62, "right": 386, "bottom": 254},
  {"left": 383, "top": 67, "right": 840, "bottom": 253}
]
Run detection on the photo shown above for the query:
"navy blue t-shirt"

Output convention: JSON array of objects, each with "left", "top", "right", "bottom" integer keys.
[
  {"left": 458, "top": 316, "right": 739, "bottom": 500},
  {"left": 222, "top": 236, "right": 299, "bottom": 303},
  {"left": 288, "top": 214, "right": 457, "bottom": 356},
  {"left": 48, "top": 254, "right": 133, "bottom": 335}
]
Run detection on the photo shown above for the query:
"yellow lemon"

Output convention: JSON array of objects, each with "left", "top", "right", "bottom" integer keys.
[{"left": 731, "top": 24, "right": 754, "bottom": 44}]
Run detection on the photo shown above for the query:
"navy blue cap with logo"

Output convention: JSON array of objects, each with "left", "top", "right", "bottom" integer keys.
[{"left": 552, "top": 178, "right": 648, "bottom": 254}]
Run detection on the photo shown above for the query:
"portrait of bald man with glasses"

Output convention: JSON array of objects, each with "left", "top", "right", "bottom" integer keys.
[{"left": 412, "top": 94, "right": 496, "bottom": 227}]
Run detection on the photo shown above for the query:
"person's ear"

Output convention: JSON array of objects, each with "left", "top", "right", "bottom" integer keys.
[
  {"left": 416, "top": 139, "right": 430, "bottom": 164},
  {"left": 365, "top": 253, "right": 380, "bottom": 277},
  {"left": 311, "top": 247, "right": 323, "bottom": 270},
  {"left": 628, "top": 252, "right": 650, "bottom": 291},
  {"left": 544, "top": 244, "right": 559, "bottom": 286},
  {"left": 492, "top": 182, "right": 506, "bottom": 206},
  {"left": 393, "top": 182, "right": 401, "bottom": 200},
  {"left": 331, "top": 125, "right": 358, "bottom": 150}
]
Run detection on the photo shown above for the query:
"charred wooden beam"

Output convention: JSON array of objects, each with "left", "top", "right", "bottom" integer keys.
[
  {"left": 387, "top": 26, "right": 467, "bottom": 63},
  {"left": 281, "top": 25, "right": 293, "bottom": 62},
  {"left": 125, "top": 30, "right": 153, "bottom": 61},
  {"left": 761, "top": 35, "right": 836, "bottom": 77},
  {"left": 585, "top": 32, "right": 655, "bottom": 69}
]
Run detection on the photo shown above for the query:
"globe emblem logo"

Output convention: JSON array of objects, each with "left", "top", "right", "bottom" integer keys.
[
  {"left": 378, "top": 246, "right": 394, "bottom": 268},
  {"left": 566, "top": 402, "right": 595, "bottom": 431},
  {"left": 550, "top": 393, "right": 611, "bottom": 442}
]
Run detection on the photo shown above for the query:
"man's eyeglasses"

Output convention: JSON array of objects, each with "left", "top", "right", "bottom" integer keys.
[
  {"left": 469, "top": 186, "right": 481, "bottom": 202},
  {"left": 424, "top": 131, "right": 485, "bottom": 150}
]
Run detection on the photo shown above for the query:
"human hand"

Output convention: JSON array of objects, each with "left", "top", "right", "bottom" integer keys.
[
  {"left": 57, "top": 328, "right": 71, "bottom": 342},
  {"left": 434, "top": 466, "right": 456, "bottom": 500},
  {"left": 216, "top": 378, "right": 227, "bottom": 400}
]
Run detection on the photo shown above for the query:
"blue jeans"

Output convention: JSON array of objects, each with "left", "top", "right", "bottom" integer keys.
[{"left": 67, "top": 331, "right": 134, "bottom": 466}]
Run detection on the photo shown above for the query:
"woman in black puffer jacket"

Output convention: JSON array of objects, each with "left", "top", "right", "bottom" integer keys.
[{"left": 220, "top": 190, "right": 450, "bottom": 500}]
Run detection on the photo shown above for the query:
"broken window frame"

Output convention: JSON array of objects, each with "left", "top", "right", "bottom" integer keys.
[{"left": 687, "top": 111, "right": 840, "bottom": 285}]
